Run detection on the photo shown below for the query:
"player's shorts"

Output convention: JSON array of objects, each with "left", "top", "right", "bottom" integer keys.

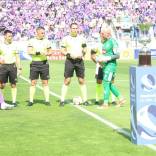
[
  {"left": 95, "top": 66, "right": 103, "bottom": 80},
  {"left": 103, "top": 63, "right": 116, "bottom": 82},
  {"left": 64, "top": 58, "right": 84, "bottom": 78},
  {"left": 0, "top": 63, "right": 17, "bottom": 84},
  {"left": 103, "top": 70, "right": 115, "bottom": 82},
  {"left": 29, "top": 60, "right": 50, "bottom": 80}
]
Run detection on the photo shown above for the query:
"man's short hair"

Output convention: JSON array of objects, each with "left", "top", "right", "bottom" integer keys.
[
  {"left": 70, "top": 22, "right": 78, "bottom": 28},
  {"left": 4, "top": 30, "right": 13, "bottom": 35},
  {"left": 0, "top": 26, "right": 6, "bottom": 33},
  {"left": 36, "top": 26, "right": 45, "bottom": 31}
]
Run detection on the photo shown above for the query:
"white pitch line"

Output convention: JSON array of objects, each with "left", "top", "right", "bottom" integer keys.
[
  {"left": 73, "top": 104, "right": 130, "bottom": 137},
  {"left": 19, "top": 75, "right": 156, "bottom": 151},
  {"left": 146, "top": 145, "right": 156, "bottom": 151},
  {"left": 19, "top": 75, "right": 61, "bottom": 98}
]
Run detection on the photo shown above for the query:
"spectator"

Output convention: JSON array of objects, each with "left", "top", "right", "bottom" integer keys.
[{"left": 0, "top": 0, "right": 155, "bottom": 40}]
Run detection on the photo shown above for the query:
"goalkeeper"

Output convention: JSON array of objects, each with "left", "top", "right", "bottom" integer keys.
[
  {"left": 91, "top": 44, "right": 116, "bottom": 105},
  {"left": 92, "top": 26, "right": 125, "bottom": 109}
]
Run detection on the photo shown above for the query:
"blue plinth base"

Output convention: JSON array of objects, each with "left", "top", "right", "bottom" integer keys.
[{"left": 130, "top": 66, "right": 156, "bottom": 145}]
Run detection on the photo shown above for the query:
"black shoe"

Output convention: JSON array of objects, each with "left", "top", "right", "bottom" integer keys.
[
  {"left": 83, "top": 101, "right": 89, "bottom": 106},
  {"left": 12, "top": 103, "right": 17, "bottom": 107},
  {"left": 112, "top": 101, "right": 117, "bottom": 106},
  {"left": 27, "top": 102, "right": 33, "bottom": 106},
  {"left": 45, "top": 101, "right": 51, "bottom": 106},
  {"left": 59, "top": 101, "right": 65, "bottom": 107},
  {"left": 95, "top": 101, "right": 99, "bottom": 105}
]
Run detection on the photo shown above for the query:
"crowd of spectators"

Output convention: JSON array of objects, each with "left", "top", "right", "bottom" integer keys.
[{"left": 0, "top": 0, "right": 156, "bottom": 41}]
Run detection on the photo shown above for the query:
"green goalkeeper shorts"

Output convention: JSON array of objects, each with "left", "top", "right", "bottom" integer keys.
[
  {"left": 103, "top": 70, "right": 115, "bottom": 82},
  {"left": 103, "top": 63, "right": 116, "bottom": 82}
]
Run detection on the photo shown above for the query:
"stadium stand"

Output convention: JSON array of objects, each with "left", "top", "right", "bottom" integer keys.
[{"left": 0, "top": 0, "right": 155, "bottom": 40}]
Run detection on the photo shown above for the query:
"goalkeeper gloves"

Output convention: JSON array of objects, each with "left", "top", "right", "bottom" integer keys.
[{"left": 96, "top": 55, "right": 111, "bottom": 63}]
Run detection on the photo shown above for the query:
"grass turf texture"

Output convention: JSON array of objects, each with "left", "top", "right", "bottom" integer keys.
[{"left": 0, "top": 60, "right": 156, "bottom": 156}]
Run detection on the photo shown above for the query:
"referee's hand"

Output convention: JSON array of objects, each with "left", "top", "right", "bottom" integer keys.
[
  {"left": 17, "top": 68, "right": 22, "bottom": 76},
  {"left": 0, "top": 57, "right": 5, "bottom": 64},
  {"left": 66, "top": 53, "right": 71, "bottom": 58},
  {"left": 36, "top": 52, "right": 41, "bottom": 55}
]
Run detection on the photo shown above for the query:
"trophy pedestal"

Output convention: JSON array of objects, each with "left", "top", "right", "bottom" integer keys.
[
  {"left": 130, "top": 66, "right": 156, "bottom": 144},
  {"left": 138, "top": 46, "right": 151, "bottom": 66}
]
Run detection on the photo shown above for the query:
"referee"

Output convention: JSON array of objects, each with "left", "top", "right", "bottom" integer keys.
[
  {"left": 0, "top": 30, "right": 21, "bottom": 106},
  {"left": 27, "top": 27, "right": 51, "bottom": 106},
  {"left": 60, "top": 22, "right": 89, "bottom": 106}
]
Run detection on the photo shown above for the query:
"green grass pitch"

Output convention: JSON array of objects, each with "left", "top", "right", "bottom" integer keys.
[{"left": 0, "top": 60, "right": 156, "bottom": 156}]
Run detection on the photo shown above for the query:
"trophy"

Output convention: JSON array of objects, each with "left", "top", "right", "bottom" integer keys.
[{"left": 138, "top": 23, "right": 151, "bottom": 66}]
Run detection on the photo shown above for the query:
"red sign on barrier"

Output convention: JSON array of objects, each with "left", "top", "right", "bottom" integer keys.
[{"left": 48, "top": 50, "right": 65, "bottom": 60}]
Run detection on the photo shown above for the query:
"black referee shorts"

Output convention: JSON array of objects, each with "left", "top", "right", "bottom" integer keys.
[
  {"left": 0, "top": 63, "right": 17, "bottom": 84},
  {"left": 29, "top": 60, "right": 50, "bottom": 80},
  {"left": 95, "top": 66, "right": 103, "bottom": 80},
  {"left": 64, "top": 58, "right": 85, "bottom": 79}
]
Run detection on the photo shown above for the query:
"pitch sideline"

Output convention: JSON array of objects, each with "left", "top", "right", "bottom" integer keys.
[{"left": 19, "top": 75, "right": 156, "bottom": 151}]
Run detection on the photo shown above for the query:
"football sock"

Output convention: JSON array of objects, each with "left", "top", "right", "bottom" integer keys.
[
  {"left": 80, "top": 84, "right": 87, "bottom": 102},
  {"left": 11, "top": 88, "right": 17, "bottom": 103},
  {"left": 30, "top": 86, "right": 36, "bottom": 103},
  {"left": 96, "top": 83, "right": 103, "bottom": 102},
  {"left": 61, "top": 84, "right": 68, "bottom": 102},
  {"left": 43, "top": 85, "right": 49, "bottom": 102}
]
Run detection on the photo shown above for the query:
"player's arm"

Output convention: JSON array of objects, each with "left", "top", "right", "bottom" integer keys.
[
  {"left": 27, "top": 40, "right": 35, "bottom": 55},
  {"left": 0, "top": 49, "right": 4, "bottom": 64},
  {"left": 27, "top": 46, "right": 35, "bottom": 55},
  {"left": 45, "top": 47, "right": 52, "bottom": 56},
  {"left": 15, "top": 51, "right": 22, "bottom": 75},
  {"left": 82, "top": 43, "right": 87, "bottom": 56},
  {"left": 44, "top": 40, "right": 52, "bottom": 56},
  {"left": 97, "top": 52, "right": 120, "bottom": 63},
  {"left": 81, "top": 36, "right": 87, "bottom": 56},
  {"left": 111, "top": 39, "right": 120, "bottom": 60},
  {"left": 98, "top": 39, "right": 120, "bottom": 62},
  {"left": 61, "top": 45, "right": 68, "bottom": 56},
  {"left": 0, "top": 57, "right": 4, "bottom": 64},
  {"left": 90, "top": 49, "right": 97, "bottom": 63},
  {"left": 27, "top": 39, "right": 36, "bottom": 55},
  {"left": 104, "top": 49, "right": 120, "bottom": 62},
  {"left": 111, "top": 48, "right": 120, "bottom": 60},
  {"left": 60, "top": 37, "right": 68, "bottom": 56}
]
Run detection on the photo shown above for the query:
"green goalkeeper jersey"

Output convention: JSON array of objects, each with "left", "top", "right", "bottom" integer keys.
[{"left": 102, "top": 38, "right": 119, "bottom": 72}]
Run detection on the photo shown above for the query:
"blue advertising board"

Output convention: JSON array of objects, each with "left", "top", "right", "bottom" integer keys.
[{"left": 130, "top": 66, "right": 156, "bottom": 144}]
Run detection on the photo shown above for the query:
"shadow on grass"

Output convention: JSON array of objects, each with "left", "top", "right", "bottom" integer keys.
[
  {"left": 56, "top": 98, "right": 104, "bottom": 106},
  {"left": 88, "top": 98, "right": 103, "bottom": 106},
  {"left": 115, "top": 128, "right": 131, "bottom": 142},
  {"left": 25, "top": 99, "right": 48, "bottom": 105},
  {"left": 5, "top": 100, "right": 19, "bottom": 105},
  {"left": 56, "top": 99, "right": 73, "bottom": 105},
  {"left": 76, "top": 99, "right": 132, "bottom": 142}
]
